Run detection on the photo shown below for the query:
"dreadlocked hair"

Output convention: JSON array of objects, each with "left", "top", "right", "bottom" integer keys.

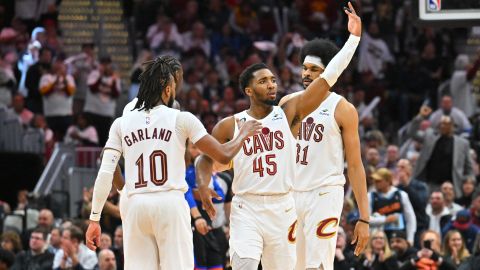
[{"left": 134, "top": 57, "right": 174, "bottom": 111}]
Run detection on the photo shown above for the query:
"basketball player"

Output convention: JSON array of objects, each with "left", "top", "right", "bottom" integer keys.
[
  {"left": 195, "top": 4, "right": 363, "bottom": 269},
  {"left": 85, "top": 58, "right": 262, "bottom": 270},
  {"left": 277, "top": 4, "right": 370, "bottom": 270}
]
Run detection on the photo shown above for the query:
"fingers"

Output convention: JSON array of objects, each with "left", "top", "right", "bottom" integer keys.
[
  {"left": 210, "top": 189, "right": 222, "bottom": 200},
  {"left": 355, "top": 235, "right": 368, "bottom": 256},
  {"left": 86, "top": 237, "right": 97, "bottom": 251}
]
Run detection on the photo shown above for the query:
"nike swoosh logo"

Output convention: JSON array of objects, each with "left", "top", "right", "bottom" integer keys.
[
  {"left": 285, "top": 207, "right": 293, "bottom": 212},
  {"left": 92, "top": 212, "right": 99, "bottom": 215},
  {"left": 318, "top": 192, "right": 330, "bottom": 196}
]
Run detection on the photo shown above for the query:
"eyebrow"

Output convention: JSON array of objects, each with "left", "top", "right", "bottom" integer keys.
[{"left": 256, "top": 76, "right": 275, "bottom": 82}]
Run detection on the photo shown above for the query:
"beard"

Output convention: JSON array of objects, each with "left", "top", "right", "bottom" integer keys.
[
  {"left": 167, "top": 95, "right": 175, "bottom": 107},
  {"left": 302, "top": 77, "right": 313, "bottom": 89},
  {"left": 262, "top": 98, "right": 277, "bottom": 106}
]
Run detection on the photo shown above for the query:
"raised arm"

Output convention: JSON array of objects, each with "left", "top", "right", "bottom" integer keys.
[
  {"left": 282, "top": 2, "right": 361, "bottom": 133},
  {"left": 336, "top": 99, "right": 370, "bottom": 256},
  {"left": 195, "top": 117, "right": 236, "bottom": 219}
]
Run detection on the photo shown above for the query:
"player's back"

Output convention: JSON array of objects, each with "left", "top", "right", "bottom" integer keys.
[
  {"left": 232, "top": 106, "right": 296, "bottom": 195},
  {"left": 117, "top": 105, "right": 187, "bottom": 196},
  {"left": 294, "top": 92, "right": 345, "bottom": 191}
]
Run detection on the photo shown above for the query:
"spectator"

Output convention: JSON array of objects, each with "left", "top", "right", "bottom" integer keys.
[
  {"left": 47, "top": 227, "right": 61, "bottom": 255},
  {"left": 441, "top": 181, "right": 464, "bottom": 215},
  {"left": 455, "top": 178, "right": 477, "bottom": 209},
  {"left": 96, "top": 249, "right": 116, "bottom": 270},
  {"left": 25, "top": 46, "right": 52, "bottom": 113},
  {"left": 369, "top": 168, "right": 417, "bottom": 243},
  {"left": 458, "top": 234, "right": 480, "bottom": 270},
  {"left": 400, "top": 230, "right": 456, "bottom": 270},
  {"left": 11, "top": 228, "right": 54, "bottom": 270},
  {"left": 64, "top": 113, "right": 99, "bottom": 146},
  {"left": 65, "top": 43, "right": 97, "bottom": 115},
  {"left": 355, "top": 230, "right": 398, "bottom": 270},
  {"left": 39, "top": 58, "right": 76, "bottom": 141},
  {"left": 0, "top": 50, "right": 17, "bottom": 107},
  {"left": 22, "top": 208, "right": 55, "bottom": 249},
  {"left": 11, "top": 94, "right": 33, "bottom": 125},
  {"left": 412, "top": 113, "right": 474, "bottom": 196},
  {"left": 357, "top": 21, "right": 394, "bottom": 79},
  {"left": 148, "top": 17, "right": 183, "bottom": 57},
  {"left": 98, "top": 233, "right": 112, "bottom": 251},
  {"left": 84, "top": 55, "right": 120, "bottom": 146},
  {"left": 470, "top": 193, "right": 480, "bottom": 227},
  {"left": 395, "top": 159, "right": 429, "bottom": 245},
  {"left": 429, "top": 95, "right": 472, "bottom": 135},
  {"left": 128, "top": 50, "right": 152, "bottom": 101},
  {"left": 450, "top": 54, "right": 476, "bottom": 117},
  {"left": 53, "top": 226, "right": 97, "bottom": 270},
  {"left": 174, "top": 0, "right": 200, "bottom": 33},
  {"left": 333, "top": 226, "right": 356, "bottom": 270},
  {"left": 365, "top": 147, "right": 381, "bottom": 171},
  {"left": 442, "top": 209, "right": 480, "bottom": 253},
  {"left": 389, "top": 231, "right": 417, "bottom": 267},
  {"left": 111, "top": 226, "right": 123, "bottom": 270},
  {"left": 32, "top": 114, "right": 54, "bottom": 160},
  {"left": 380, "top": 145, "right": 399, "bottom": 172},
  {"left": 229, "top": 0, "right": 257, "bottom": 34},
  {"left": 0, "top": 248, "right": 14, "bottom": 270},
  {"left": 182, "top": 21, "right": 211, "bottom": 57},
  {"left": 426, "top": 191, "right": 452, "bottom": 235},
  {"left": 0, "top": 231, "right": 22, "bottom": 255},
  {"left": 441, "top": 229, "right": 471, "bottom": 267}
]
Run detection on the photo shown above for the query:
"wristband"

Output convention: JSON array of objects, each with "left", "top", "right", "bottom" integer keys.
[
  {"left": 358, "top": 219, "right": 370, "bottom": 225},
  {"left": 193, "top": 216, "right": 203, "bottom": 222}
]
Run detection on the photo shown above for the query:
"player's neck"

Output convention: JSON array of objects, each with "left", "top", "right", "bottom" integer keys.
[{"left": 247, "top": 103, "right": 273, "bottom": 120}]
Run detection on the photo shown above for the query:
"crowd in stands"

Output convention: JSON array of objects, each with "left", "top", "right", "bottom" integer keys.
[{"left": 1, "top": 0, "right": 480, "bottom": 269}]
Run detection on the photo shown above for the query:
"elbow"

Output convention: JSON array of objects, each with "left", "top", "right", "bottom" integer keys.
[{"left": 216, "top": 154, "right": 231, "bottom": 165}]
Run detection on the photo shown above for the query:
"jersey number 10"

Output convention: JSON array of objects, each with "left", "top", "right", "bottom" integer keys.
[{"left": 134, "top": 150, "right": 168, "bottom": 188}]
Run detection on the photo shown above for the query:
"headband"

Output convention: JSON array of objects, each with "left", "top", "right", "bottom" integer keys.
[{"left": 303, "top": 55, "right": 325, "bottom": 69}]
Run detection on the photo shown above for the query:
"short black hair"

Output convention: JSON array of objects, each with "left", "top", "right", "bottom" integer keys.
[
  {"left": 299, "top": 39, "right": 339, "bottom": 67},
  {"left": 239, "top": 63, "right": 269, "bottom": 93},
  {"left": 64, "top": 226, "right": 84, "bottom": 243},
  {"left": 134, "top": 56, "right": 175, "bottom": 111},
  {"left": 31, "top": 227, "right": 48, "bottom": 241}
]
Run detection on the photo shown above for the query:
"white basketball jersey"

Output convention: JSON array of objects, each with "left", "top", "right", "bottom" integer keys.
[
  {"left": 232, "top": 106, "right": 296, "bottom": 195},
  {"left": 294, "top": 92, "right": 345, "bottom": 191},
  {"left": 116, "top": 106, "right": 188, "bottom": 196}
]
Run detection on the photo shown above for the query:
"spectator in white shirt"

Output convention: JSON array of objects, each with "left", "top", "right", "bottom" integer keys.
[
  {"left": 441, "top": 181, "right": 464, "bottom": 216},
  {"left": 53, "top": 226, "right": 97, "bottom": 270},
  {"left": 426, "top": 191, "right": 452, "bottom": 235},
  {"left": 64, "top": 113, "right": 99, "bottom": 146}
]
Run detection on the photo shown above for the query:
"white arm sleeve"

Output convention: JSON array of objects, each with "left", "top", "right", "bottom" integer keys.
[
  {"left": 401, "top": 191, "right": 417, "bottom": 243},
  {"left": 176, "top": 112, "right": 208, "bottom": 144},
  {"left": 90, "top": 148, "right": 121, "bottom": 221},
  {"left": 320, "top": 34, "right": 360, "bottom": 87}
]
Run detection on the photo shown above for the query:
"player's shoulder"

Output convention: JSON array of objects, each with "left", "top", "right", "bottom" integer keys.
[
  {"left": 215, "top": 116, "right": 235, "bottom": 130},
  {"left": 336, "top": 97, "right": 356, "bottom": 114},
  {"left": 278, "top": 91, "right": 304, "bottom": 107},
  {"left": 212, "top": 116, "right": 235, "bottom": 140}
]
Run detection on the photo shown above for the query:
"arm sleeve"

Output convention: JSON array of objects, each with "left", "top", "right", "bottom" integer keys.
[
  {"left": 320, "top": 34, "right": 360, "bottom": 87},
  {"left": 104, "top": 118, "right": 122, "bottom": 152},
  {"left": 401, "top": 191, "right": 417, "bottom": 243},
  {"left": 176, "top": 112, "right": 208, "bottom": 144}
]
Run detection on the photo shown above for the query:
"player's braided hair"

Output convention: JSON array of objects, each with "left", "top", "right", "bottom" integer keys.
[{"left": 134, "top": 56, "right": 174, "bottom": 111}]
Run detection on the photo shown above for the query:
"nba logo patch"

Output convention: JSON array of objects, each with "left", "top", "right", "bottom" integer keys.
[
  {"left": 428, "top": 0, "right": 441, "bottom": 11},
  {"left": 146, "top": 116, "right": 150, "bottom": 125}
]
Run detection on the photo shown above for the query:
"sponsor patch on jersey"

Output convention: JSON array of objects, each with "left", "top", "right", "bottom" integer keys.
[
  {"left": 272, "top": 113, "right": 283, "bottom": 121},
  {"left": 319, "top": 108, "right": 330, "bottom": 116}
]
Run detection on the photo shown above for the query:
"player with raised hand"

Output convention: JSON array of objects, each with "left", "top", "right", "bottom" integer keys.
[
  {"left": 278, "top": 2, "right": 370, "bottom": 269},
  {"left": 195, "top": 2, "right": 363, "bottom": 269},
  {"left": 85, "top": 57, "right": 261, "bottom": 270}
]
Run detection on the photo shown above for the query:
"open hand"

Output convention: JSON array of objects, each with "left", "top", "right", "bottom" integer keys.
[
  {"left": 344, "top": 2, "right": 362, "bottom": 37},
  {"left": 198, "top": 186, "right": 221, "bottom": 219},
  {"left": 237, "top": 119, "right": 262, "bottom": 138}
]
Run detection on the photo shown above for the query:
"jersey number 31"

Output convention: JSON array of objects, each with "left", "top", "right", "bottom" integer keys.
[{"left": 134, "top": 150, "right": 168, "bottom": 188}]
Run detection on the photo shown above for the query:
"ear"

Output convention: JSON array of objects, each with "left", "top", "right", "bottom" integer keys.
[
  {"left": 164, "top": 85, "right": 171, "bottom": 98},
  {"left": 244, "top": 87, "right": 253, "bottom": 97}
]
